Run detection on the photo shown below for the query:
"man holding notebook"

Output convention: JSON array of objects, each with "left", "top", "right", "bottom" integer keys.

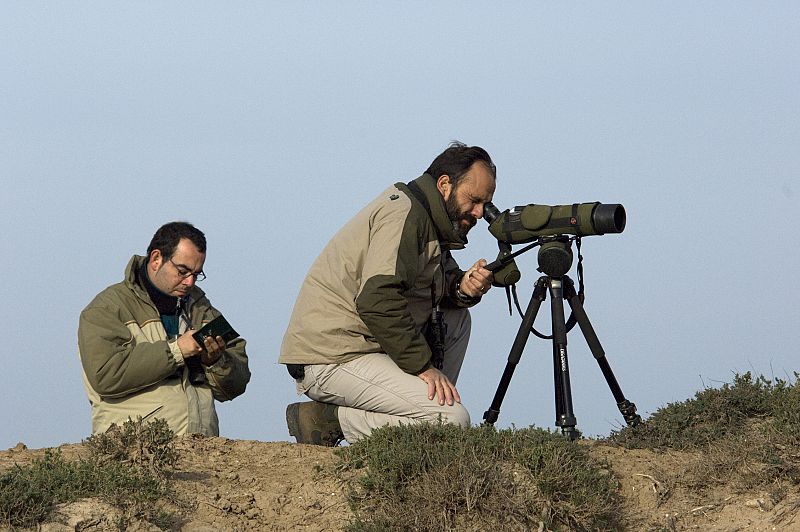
[{"left": 78, "top": 221, "right": 250, "bottom": 436}]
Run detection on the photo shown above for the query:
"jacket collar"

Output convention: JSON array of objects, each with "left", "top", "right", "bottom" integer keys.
[
  {"left": 404, "top": 173, "right": 467, "bottom": 250},
  {"left": 123, "top": 255, "right": 202, "bottom": 308}
]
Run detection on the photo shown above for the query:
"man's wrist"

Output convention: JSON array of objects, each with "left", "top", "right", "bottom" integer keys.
[
  {"left": 168, "top": 339, "right": 186, "bottom": 367},
  {"left": 454, "top": 285, "right": 480, "bottom": 303},
  {"left": 414, "top": 361, "right": 432, "bottom": 375}
]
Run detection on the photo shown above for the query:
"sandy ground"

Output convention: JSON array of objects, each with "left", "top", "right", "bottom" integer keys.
[{"left": 2, "top": 436, "right": 799, "bottom": 531}]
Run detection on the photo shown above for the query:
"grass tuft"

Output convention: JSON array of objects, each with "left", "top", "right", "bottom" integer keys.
[{"left": 0, "top": 417, "right": 179, "bottom": 529}]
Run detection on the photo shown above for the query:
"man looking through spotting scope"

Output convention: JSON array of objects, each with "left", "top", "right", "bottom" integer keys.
[{"left": 280, "top": 142, "right": 496, "bottom": 445}]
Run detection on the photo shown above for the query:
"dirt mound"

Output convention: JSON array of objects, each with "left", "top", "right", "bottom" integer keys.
[{"left": 2, "top": 436, "right": 798, "bottom": 531}]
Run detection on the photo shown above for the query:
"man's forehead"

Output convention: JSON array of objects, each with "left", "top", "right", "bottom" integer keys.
[
  {"left": 460, "top": 166, "right": 496, "bottom": 198},
  {"left": 173, "top": 239, "right": 205, "bottom": 260}
]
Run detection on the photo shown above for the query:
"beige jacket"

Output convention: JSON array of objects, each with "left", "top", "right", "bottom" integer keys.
[{"left": 280, "top": 174, "right": 479, "bottom": 374}]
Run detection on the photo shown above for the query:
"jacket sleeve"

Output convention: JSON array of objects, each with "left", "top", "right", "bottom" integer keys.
[
  {"left": 78, "top": 302, "right": 180, "bottom": 399},
  {"left": 355, "top": 206, "right": 432, "bottom": 374},
  {"left": 441, "top": 250, "right": 482, "bottom": 309},
  {"left": 193, "top": 300, "right": 251, "bottom": 402}
]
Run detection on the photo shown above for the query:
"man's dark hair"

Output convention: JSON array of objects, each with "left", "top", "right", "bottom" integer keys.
[
  {"left": 425, "top": 141, "right": 497, "bottom": 188},
  {"left": 147, "top": 221, "right": 207, "bottom": 260}
]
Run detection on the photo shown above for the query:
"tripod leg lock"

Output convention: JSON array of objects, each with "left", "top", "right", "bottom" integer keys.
[
  {"left": 556, "top": 413, "right": 577, "bottom": 428},
  {"left": 483, "top": 408, "right": 500, "bottom": 426},
  {"left": 617, "top": 400, "right": 642, "bottom": 427}
]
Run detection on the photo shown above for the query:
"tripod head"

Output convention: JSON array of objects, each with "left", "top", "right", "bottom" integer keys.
[{"left": 484, "top": 233, "right": 576, "bottom": 281}]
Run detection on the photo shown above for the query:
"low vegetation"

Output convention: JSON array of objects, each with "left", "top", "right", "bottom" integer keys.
[
  {"left": 607, "top": 372, "right": 800, "bottom": 502},
  {"left": 4, "top": 372, "right": 800, "bottom": 530},
  {"left": 0, "top": 417, "right": 180, "bottom": 530},
  {"left": 333, "top": 372, "right": 800, "bottom": 531},
  {"left": 334, "top": 423, "right": 621, "bottom": 531}
]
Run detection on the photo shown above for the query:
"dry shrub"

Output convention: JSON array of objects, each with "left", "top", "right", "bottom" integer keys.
[
  {"left": 335, "top": 423, "right": 621, "bottom": 531},
  {"left": 86, "top": 416, "right": 178, "bottom": 475}
]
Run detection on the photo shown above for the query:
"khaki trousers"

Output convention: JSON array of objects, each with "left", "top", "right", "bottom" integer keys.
[{"left": 295, "top": 307, "right": 472, "bottom": 442}]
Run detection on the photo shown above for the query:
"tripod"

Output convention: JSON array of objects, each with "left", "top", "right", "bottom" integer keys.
[{"left": 482, "top": 273, "right": 641, "bottom": 440}]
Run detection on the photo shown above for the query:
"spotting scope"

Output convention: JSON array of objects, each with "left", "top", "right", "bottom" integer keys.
[{"left": 484, "top": 202, "right": 626, "bottom": 244}]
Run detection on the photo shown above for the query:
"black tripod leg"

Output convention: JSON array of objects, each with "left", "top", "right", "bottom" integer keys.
[
  {"left": 563, "top": 277, "right": 642, "bottom": 427},
  {"left": 549, "top": 278, "right": 578, "bottom": 440},
  {"left": 483, "top": 277, "right": 548, "bottom": 425}
]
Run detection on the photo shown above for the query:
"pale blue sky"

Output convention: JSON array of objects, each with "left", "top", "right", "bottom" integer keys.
[{"left": 2, "top": 2, "right": 798, "bottom": 449}]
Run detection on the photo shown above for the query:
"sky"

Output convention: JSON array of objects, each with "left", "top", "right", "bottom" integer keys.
[{"left": 2, "top": 2, "right": 799, "bottom": 450}]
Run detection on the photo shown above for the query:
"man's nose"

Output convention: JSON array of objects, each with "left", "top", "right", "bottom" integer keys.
[
  {"left": 182, "top": 275, "right": 197, "bottom": 287},
  {"left": 473, "top": 203, "right": 485, "bottom": 219}
]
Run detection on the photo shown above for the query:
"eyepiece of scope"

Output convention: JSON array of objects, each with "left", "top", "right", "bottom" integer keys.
[{"left": 484, "top": 202, "right": 501, "bottom": 224}]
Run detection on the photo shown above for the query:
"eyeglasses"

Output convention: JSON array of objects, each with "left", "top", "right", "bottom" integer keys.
[{"left": 169, "top": 258, "right": 206, "bottom": 282}]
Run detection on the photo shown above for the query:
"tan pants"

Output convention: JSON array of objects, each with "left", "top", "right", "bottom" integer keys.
[{"left": 295, "top": 308, "right": 472, "bottom": 442}]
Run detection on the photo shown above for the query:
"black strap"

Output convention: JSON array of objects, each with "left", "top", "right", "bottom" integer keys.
[
  {"left": 576, "top": 236, "right": 585, "bottom": 296},
  {"left": 572, "top": 203, "right": 581, "bottom": 236},
  {"left": 547, "top": 204, "right": 583, "bottom": 236}
]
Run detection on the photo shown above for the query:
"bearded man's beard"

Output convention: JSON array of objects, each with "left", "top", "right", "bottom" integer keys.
[{"left": 445, "top": 192, "right": 477, "bottom": 239}]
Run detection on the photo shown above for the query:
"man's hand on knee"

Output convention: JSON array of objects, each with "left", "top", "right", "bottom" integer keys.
[{"left": 417, "top": 367, "right": 461, "bottom": 406}]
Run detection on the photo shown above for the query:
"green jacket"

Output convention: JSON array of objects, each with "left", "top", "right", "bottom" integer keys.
[
  {"left": 279, "top": 173, "right": 479, "bottom": 374},
  {"left": 78, "top": 255, "right": 250, "bottom": 436}
]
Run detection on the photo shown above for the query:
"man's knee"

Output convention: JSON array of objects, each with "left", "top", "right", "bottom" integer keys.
[
  {"left": 448, "top": 404, "right": 471, "bottom": 428},
  {"left": 421, "top": 403, "right": 470, "bottom": 428}
]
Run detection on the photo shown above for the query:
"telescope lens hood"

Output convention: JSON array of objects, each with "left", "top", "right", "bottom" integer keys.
[{"left": 592, "top": 204, "right": 626, "bottom": 234}]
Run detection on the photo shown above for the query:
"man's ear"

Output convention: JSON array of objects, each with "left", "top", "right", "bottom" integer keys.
[
  {"left": 436, "top": 174, "right": 453, "bottom": 200},
  {"left": 149, "top": 249, "right": 163, "bottom": 271}
]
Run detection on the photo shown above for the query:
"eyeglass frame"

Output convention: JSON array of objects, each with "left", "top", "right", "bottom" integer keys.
[{"left": 168, "top": 257, "right": 206, "bottom": 282}]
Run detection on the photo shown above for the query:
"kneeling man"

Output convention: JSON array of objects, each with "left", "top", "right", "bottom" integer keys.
[{"left": 280, "top": 142, "right": 496, "bottom": 445}]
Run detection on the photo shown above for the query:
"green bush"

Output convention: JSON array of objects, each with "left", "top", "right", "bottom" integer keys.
[
  {"left": 335, "top": 423, "right": 621, "bottom": 531},
  {"left": 0, "top": 417, "right": 179, "bottom": 530},
  {"left": 607, "top": 372, "right": 799, "bottom": 450},
  {"left": 0, "top": 449, "right": 92, "bottom": 527},
  {"left": 606, "top": 372, "right": 800, "bottom": 492}
]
